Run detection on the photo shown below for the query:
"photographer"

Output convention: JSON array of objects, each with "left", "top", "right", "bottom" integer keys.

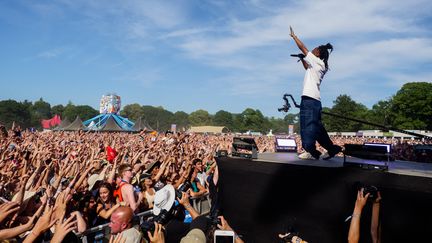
[
  {"left": 348, "top": 188, "right": 382, "bottom": 243},
  {"left": 109, "top": 206, "right": 142, "bottom": 243}
]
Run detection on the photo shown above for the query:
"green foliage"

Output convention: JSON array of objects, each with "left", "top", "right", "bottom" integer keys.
[
  {"left": 51, "top": 104, "right": 65, "bottom": 116},
  {"left": 213, "top": 110, "right": 234, "bottom": 130},
  {"left": 173, "top": 111, "right": 190, "bottom": 131},
  {"left": 389, "top": 82, "right": 432, "bottom": 130},
  {"left": 189, "top": 109, "right": 212, "bottom": 126},
  {"left": 63, "top": 102, "right": 98, "bottom": 121},
  {"left": 325, "top": 95, "right": 369, "bottom": 132},
  {"left": 141, "top": 105, "right": 174, "bottom": 131},
  {"left": 0, "top": 82, "right": 430, "bottom": 132},
  {"left": 367, "top": 100, "right": 392, "bottom": 129},
  {"left": 0, "top": 100, "right": 31, "bottom": 129},
  {"left": 238, "top": 108, "right": 270, "bottom": 133},
  {"left": 121, "top": 103, "right": 146, "bottom": 122},
  {"left": 29, "top": 98, "right": 52, "bottom": 128},
  {"left": 283, "top": 113, "right": 299, "bottom": 134}
]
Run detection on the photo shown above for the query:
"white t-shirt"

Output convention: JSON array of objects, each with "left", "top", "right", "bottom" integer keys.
[{"left": 302, "top": 52, "right": 327, "bottom": 101}]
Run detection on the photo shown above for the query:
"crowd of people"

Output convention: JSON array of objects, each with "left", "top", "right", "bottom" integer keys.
[{"left": 0, "top": 124, "right": 430, "bottom": 243}]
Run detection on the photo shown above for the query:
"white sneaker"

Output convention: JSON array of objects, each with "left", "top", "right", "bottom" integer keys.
[
  {"left": 320, "top": 151, "right": 330, "bottom": 160},
  {"left": 298, "top": 152, "right": 316, "bottom": 160}
]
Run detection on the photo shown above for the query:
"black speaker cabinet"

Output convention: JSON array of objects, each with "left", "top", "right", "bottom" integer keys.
[{"left": 231, "top": 137, "right": 258, "bottom": 159}]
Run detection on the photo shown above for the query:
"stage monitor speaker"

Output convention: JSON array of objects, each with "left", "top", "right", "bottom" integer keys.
[
  {"left": 343, "top": 143, "right": 393, "bottom": 171},
  {"left": 232, "top": 137, "right": 258, "bottom": 159},
  {"left": 344, "top": 143, "right": 393, "bottom": 162},
  {"left": 274, "top": 135, "right": 297, "bottom": 152},
  {"left": 216, "top": 150, "right": 228, "bottom": 157}
]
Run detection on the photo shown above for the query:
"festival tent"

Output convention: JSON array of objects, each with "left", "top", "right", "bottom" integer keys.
[
  {"left": 132, "top": 117, "right": 153, "bottom": 132},
  {"left": 83, "top": 113, "right": 135, "bottom": 132},
  {"left": 41, "top": 115, "right": 61, "bottom": 129},
  {"left": 63, "top": 116, "right": 86, "bottom": 131},
  {"left": 188, "top": 126, "right": 230, "bottom": 134},
  {"left": 99, "top": 116, "right": 128, "bottom": 132},
  {"left": 53, "top": 118, "right": 71, "bottom": 131}
]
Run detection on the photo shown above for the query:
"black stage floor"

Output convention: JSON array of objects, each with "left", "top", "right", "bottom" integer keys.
[
  {"left": 215, "top": 153, "right": 432, "bottom": 243},
  {"left": 257, "top": 152, "right": 432, "bottom": 178}
]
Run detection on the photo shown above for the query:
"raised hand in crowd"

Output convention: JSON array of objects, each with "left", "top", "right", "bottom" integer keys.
[
  {"left": 23, "top": 204, "right": 57, "bottom": 243},
  {"left": 0, "top": 201, "right": 20, "bottom": 224},
  {"left": 217, "top": 215, "right": 244, "bottom": 243},
  {"left": 50, "top": 213, "right": 77, "bottom": 243},
  {"left": 147, "top": 222, "right": 165, "bottom": 243},
  {"left": 348, "top": 188, "right": 369, "bottom": 243},
  {"left": 371, "top": 191, "right": 382, "bottom": 243}
]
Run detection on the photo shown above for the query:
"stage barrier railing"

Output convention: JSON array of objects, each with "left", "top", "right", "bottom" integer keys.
[{"left": 77, "top": 193, "right": 211, "bottom": 243}]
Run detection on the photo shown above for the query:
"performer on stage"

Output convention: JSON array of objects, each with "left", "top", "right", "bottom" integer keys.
[{"left": 290, "top": 26, "right": 342, "bottom": 160}]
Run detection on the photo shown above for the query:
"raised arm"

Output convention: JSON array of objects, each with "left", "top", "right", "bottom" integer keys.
[
  {"left": 348, "top": 189, "right": 369, "bottom": 243},
  {"left": 290, "top": 26, "right": 308, "bottom": 55}
]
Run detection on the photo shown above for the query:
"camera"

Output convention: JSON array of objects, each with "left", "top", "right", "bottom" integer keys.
[
  {"left": 354, "top": 182, "right": 378, "bottom": 202},
  {"left": 210, "top": 216, "right": 222, "bottom": 226},
  {"left": 140, "top": 209, "right": 172, "bottom": 234},
  {"left": 363, "top": 185, "right": 378, "bottom": 201},
  {"left": 278, "top": 106, "right": 290, "bottom": 112},
  {"left": 175, "top": 180, "right": 191, "bottom": 199}
]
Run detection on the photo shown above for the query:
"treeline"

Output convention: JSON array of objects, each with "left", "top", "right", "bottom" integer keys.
[{"left": 0, "top": 82, "right": 431, "bottom": 133}]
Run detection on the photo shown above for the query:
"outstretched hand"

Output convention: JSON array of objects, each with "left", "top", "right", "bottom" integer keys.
[
  {"left": 217, "top": 216, "right": 233, "bottom": 231},
  {"left": 289, "top": 26, "right": 295, "bottom": 38},
  {"left": 51, "top": 213, "right": 77, "bottom": 243},
  {"left": 147, "top": 222, "right": 165, "bottom": 243},
  {"left": 355, "top": 188, "right": 369, "bottom": 211},
  {"left": 0, "top": 202, "right": 20, "bottom": 223}
]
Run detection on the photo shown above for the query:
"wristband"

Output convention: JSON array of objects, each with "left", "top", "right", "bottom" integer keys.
[{"left": 184, "top": 204, "right": 192, "bottom": 209}]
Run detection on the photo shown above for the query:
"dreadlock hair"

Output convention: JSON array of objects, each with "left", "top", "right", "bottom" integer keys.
[{"left": 318, "top": 43, "right": 333, "bottom": 70}]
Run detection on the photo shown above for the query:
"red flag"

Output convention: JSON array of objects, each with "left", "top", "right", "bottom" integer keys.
[{"left": 106, "top": 146, "right": 117, "bottom": 163}]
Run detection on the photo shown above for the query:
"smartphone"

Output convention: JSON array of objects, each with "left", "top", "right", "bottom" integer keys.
[{"left": 214, "top": 230, "right": 235, "bottom": 243}]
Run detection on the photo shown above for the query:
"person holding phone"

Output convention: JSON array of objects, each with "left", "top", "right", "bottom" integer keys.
[{"left": 214, "top": 216, "right": 244, "bottom": 243}]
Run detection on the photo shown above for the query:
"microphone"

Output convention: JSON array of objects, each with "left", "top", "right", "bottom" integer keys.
[{"left": 290, "top": 53, "right": 305, "bottom": 58}]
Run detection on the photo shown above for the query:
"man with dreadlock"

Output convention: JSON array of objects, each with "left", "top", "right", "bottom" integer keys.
[{"left": 290, "top": 26, "right": 342, "bottom": 160}]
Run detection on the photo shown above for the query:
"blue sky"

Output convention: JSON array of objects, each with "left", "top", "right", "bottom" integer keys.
[{"left": 0, "top": 0, "right": 431, "bottom": 118}]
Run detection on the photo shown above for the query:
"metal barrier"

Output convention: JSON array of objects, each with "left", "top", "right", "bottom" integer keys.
[
  {"left": 78, "top": 210, "right": 153, "bottom": 243},
  {"left": 191, "top": 193, "right": 211, "bottom": 215},
  {"left": 77, "top": 193, "right": 212, "bottom": 242}
]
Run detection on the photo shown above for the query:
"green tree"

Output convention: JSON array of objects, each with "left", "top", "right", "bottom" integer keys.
[
  {"left": 189, "top": 109, "right": 212, "bottom": 126},
  {"left": 62, "top": 102, "right": 98, "bottom": 121},
  {"left": 284, "top": 113, "right": 299, "bottom": 134},
  {"left": 213, "top": 110, "right": 234, "bottom": 130},
  {"left": 367, "top": 100, "right": 392, "bottom": 129},
  {"left": 141, "top": 106, "right": 174, "bottom": 131},
  {"left": 51, "top": 104, "right": 65, "bottom": 116},
  {"left": 75, "top": 105, "right": 98, "bottom": 121},
  {"left": 173, "top": 111, "right": 190, "bottom": 131},
  {"left": 390, "top": 82, "right": 432, "bottom": 130},
  {"left": 29, "top": 98, "right": 52, "bottom": 128},
  {"left": 62, "top": 102, "right": 77, "bottom": 121},
  {"left": 121, "top": 103, "right": 145, "bottom": 122},
  {"left": 240, "top": 108, "right": 269, "bottom": 133},
  {"left": 325, "top": 95, "right": 368, "bottom": 132},
  {"left": 232, "top": 113, "right": 244, "bottom": 132},
  {"left": 0, "top": 100, "right": 31, "bottom": 129},
  {"left": 268, "top": 117, "right": 288, "bottom": 134}
]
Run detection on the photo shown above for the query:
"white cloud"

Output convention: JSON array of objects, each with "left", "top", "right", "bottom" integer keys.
[{"left": 36, "top": 48, "right": 65, "bottom": 58}]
